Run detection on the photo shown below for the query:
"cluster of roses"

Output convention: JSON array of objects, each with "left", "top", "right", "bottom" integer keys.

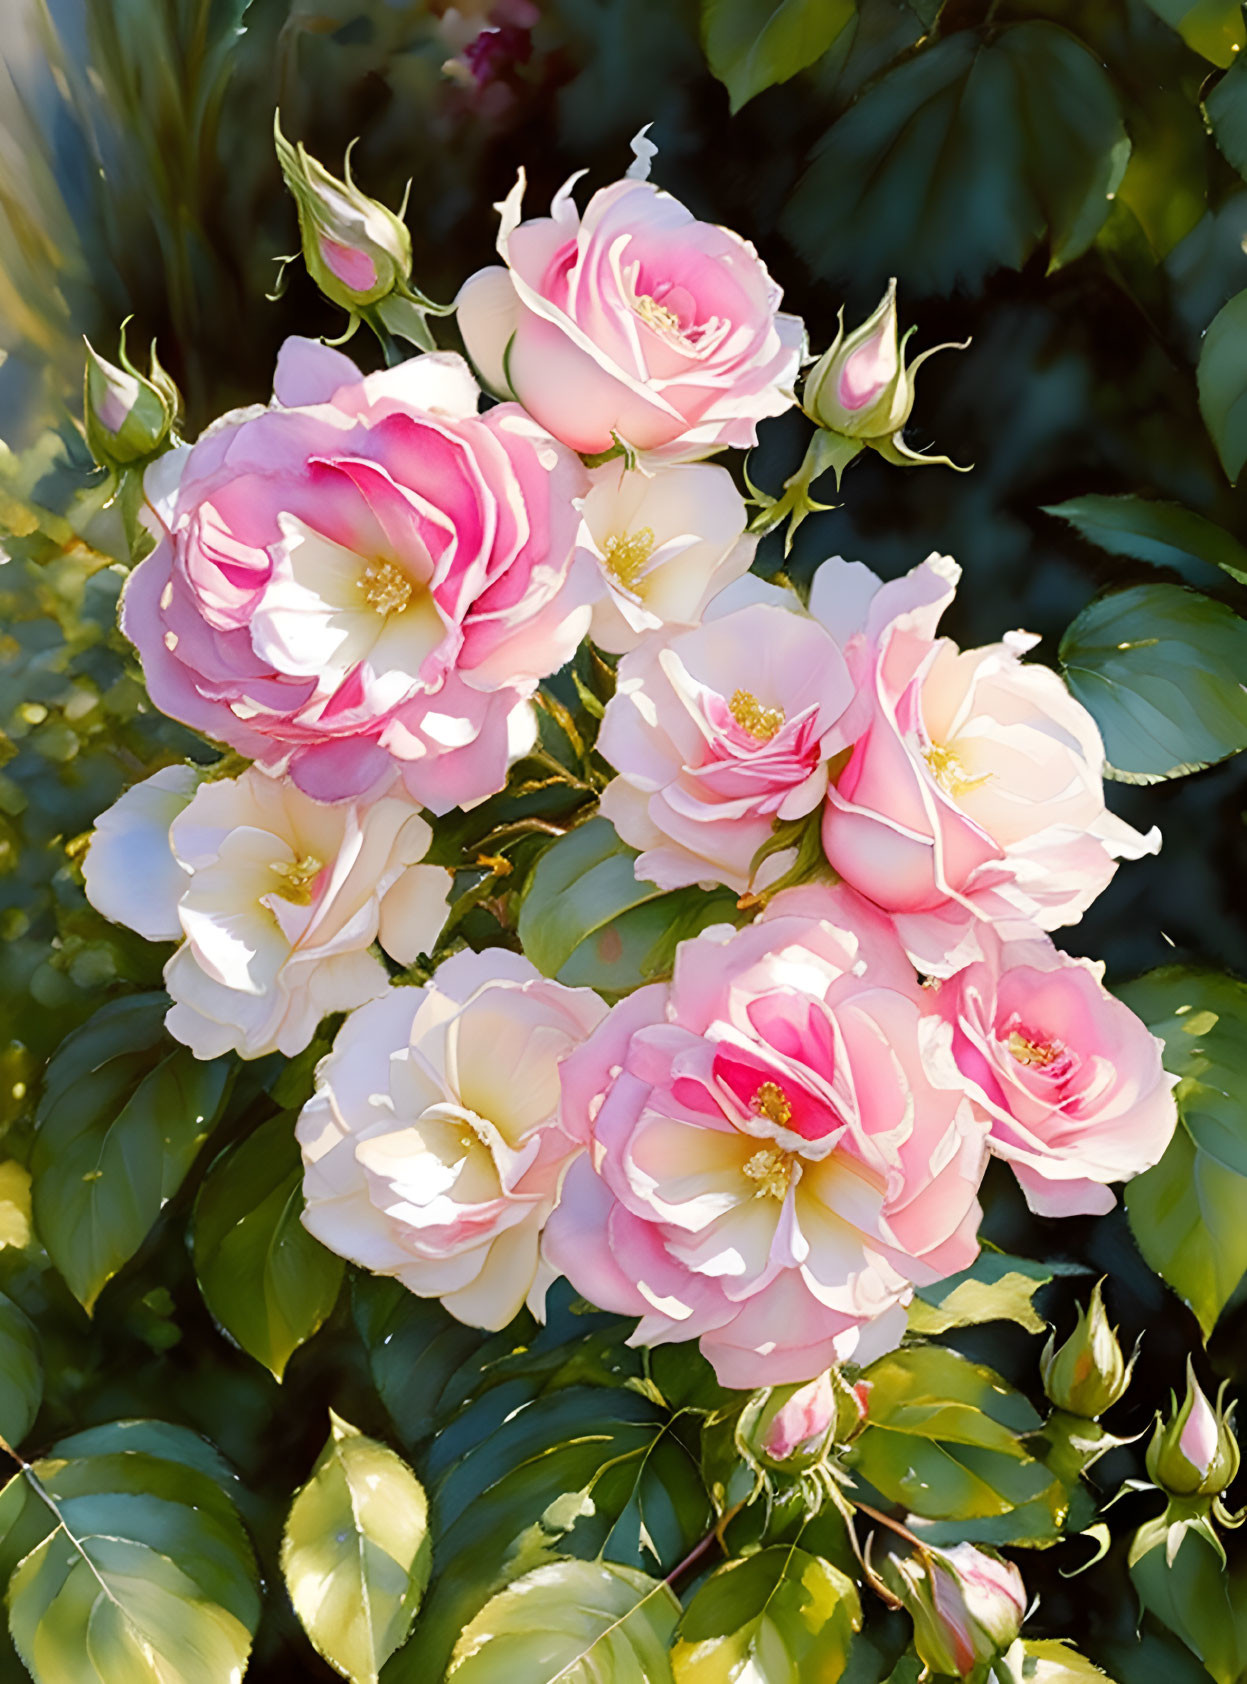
[{"left": 82, "top": 139, "right": 1178, "bottom": 1390}]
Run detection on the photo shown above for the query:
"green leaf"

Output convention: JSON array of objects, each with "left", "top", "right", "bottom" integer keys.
[
  {"left": 1199, "top": 290, "right": 1247, "bottom": 484},
  {"left": 1140, "top": 0, "right": 1245, "bottom": 66},
  {"left": 352, "top": 1276, "right": 489, "bottom": 1448},
  {"left": 446, "top": 1559, "right": 680, "bottom": 1682},
  {"left": 518, "top": 818, "right": 738, "bottom": 995},
  {"left": 671, "top": 1545, "right": 862, "bottom": 1681},
  {"left": 192, "top": 1112, "right": 344, "bottom": 1379},
  {"left": 848, "top": 1345, "right": 1067, "bottom": 1545},
  {"left": 1058, "top": 584, "right": 1247, "bottom": 780},
  {"left": 1206, "top": 54, "right": 1247, "bottom": 182},
  {"left": 908, "top": 1251, "right": 1085, "bottom": 1337},
  {"left": 281, "top": 1412, "right": 431, "bottom": 1684},
  {"left": 1043, "top": 495, "right": 1247, "bottom": 587},
  {"left": 1129, "top": 1511, "right": 1247, "bottom": 1684},
  {"left": 701, "top": 0, "right": 857, "bottom": 112},
  {"left": 6, "top": 1442, "right": 260, "bottom": 1684},
  {"left": 0, "top": 1291, "right": 40, "bottom": 1448},
  {"left": 782, "top": 22, "right": 1129, "bottom": 295},
  {"left": 405, "top": 1386, "right": 709, "bottom": 1680},
  {"left": 32, "top": 994, "right": 233, "bottom": 1311},
  {"left": 996, "top": 1638, "right": 1119, "bottom": 1680},
  {"left": 1122, "top": 967, "right": 1247, "bottom": 1337}
]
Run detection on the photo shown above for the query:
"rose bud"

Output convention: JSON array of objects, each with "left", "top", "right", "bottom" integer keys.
[
  {"left": 745, "top": 1368, "right": 869, "bottom": 1471},
  {"left": 83, "top": 331, "right": 179, "bottom": 472},
  {"left": 879, "top": 1542, "right": 1026, "bottom": 1679},
  {"left": 274, "top": 112, "right": 413, "bottom": 315},
  {"left": 1040, "top": 1280, "right": 1133, "bottom": 1420},
  {"left": 1146, "top": 1360, "right": 1240, "bottom": 1498},
  {"left": 802, "top": 279, "right": 965, "bottom": 468}
]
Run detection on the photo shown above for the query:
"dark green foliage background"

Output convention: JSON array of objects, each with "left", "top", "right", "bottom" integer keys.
[{"left": 2, "top": 0, "right": 1247, "bottom": 1678}]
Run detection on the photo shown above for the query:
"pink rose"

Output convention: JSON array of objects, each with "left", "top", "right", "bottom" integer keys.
[
  {"left": 936, "top": 929, "right": 1178, "bottom": 1216},
  {"left": 122, "top": 337, "right": 590, "bottom": 812},
  {"left": 816, "top": 554, "right": 1160, "bottom": 971},
  {"left": 542, "top": 884, "right": 987, "bottom": 1387},
  {"left": 598, "top": 587, "right": 855, "bottom": 893},
  {"left": 297, "top": 948, "right": 608, "bottom": 1329},
  {"left": 456, "top": 139, "right": 804, "bottom": 458}
]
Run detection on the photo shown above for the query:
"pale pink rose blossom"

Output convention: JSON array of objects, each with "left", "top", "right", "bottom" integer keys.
[
  {"left": 296, "top": 949, "right": 608, "bottom": 1329},
  {"left": 83, "top": 766, "right": 448, "bottom": 1059},
  {"left": 936, "top": 928, "right": 1178, "bottom": 1216},
  {"left": 597, "top": 592, "right": 856, "bottom": 894},
  {"left": 816, "top": 554, "right": 1160, "bottom": 972},
  {"left": 578, "top": 459, "right": 756, "bottom": 654},
  {"left": 121, "top": 337, "right": 591, "bottom": 813},
  {"left": 542, "top": 884, "right": 987, "bottom": 1388},
  {"left": 456, "top": 136, "right": 804, "bottom": 459}
]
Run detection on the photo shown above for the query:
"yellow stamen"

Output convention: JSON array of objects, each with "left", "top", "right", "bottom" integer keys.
[
  {"left": 271, "top": 854, "right": 322, "bottom": 904},
  {"left": 635, "top": 294, "right": 681, "bottom": 334},
  {"left": 1007, "top": 1031, "right": 1059, "bottom": 1068},
  {"left": 925, "top": 740, "right": 990, "bottom": 799},
  {"left": 743, "top": 1146, "right": 793, "bottom": 1201},
  {"left": 750, "top": 1080, "right": 793, "bottom": 1128},
  {"left": 730, "top": 689, "right": 785, "bottom": 742},
  {"left": 360, "top": 558, "right": 414, "bottom": 616},
  {"left": 602, "top": 527, "right": 656, "bottom": 591}
]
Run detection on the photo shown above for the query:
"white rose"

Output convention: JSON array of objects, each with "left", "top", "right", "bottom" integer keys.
[
  {"left": 83, "top": 766, "right": 448, "bottom": 1059},
  {"left": 296, "top": 948, "right": 608, "bottom": 1330}
]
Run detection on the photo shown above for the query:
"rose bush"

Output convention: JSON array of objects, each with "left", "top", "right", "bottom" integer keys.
[{"left": 4, "top": 37, "right": 1245, "bottom": 1683}]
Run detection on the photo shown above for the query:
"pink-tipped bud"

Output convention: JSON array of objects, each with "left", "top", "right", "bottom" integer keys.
[{"left": 1147, "top": 1359, "right": 1240, "bottom": 1497}]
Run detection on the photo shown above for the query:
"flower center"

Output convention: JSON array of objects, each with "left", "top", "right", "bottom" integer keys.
[
  {"left": 359, "top": 558, "right": 414, "bottom": 617},
  {"left": 602, "top": 527, "right": 656, "bottom": 591},
  {"left": 1007, "top": 1030, "right": 1060, "bottom": 1068},
  {"left": 750, "top": 1080, "right": 793, "bottom": 1128},
  {"left": 743, "top": 1145, "right": 794, "bottom": 1201},
  {"left": 730, "top": 689, "right": 785, "bottom": 743},
  {"left": 271, "top": 854, "right": 322, "bottom": 905},
  {"left": 924, "top": 740, "right": 990, "bottom": 798},
  {"left": 635, "top": 294, "right": 682, "bottom": 335}
]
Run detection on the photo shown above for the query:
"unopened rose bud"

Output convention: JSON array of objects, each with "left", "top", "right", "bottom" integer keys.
[
  {"left": 880, "top": 1542, "right": 1026, "bottom": 1680},
  {"left": 1040, "top": 1280, "right": 1132, "bottom": 1419},
  {"left": 1146, "top": 1359, "right": 1240, "bottom": 1498},
  {"left": 84, "top": 331, "right": 179, "bottom": 472},
  {"left": 274, "top": 112, "right": 412, "bottom": 313},
  {"left": 800, "top": 280, "right": 967, "bottom": 470},
  {"left": 744, "top": 1367, "right": 868, "bottom": 1472}
]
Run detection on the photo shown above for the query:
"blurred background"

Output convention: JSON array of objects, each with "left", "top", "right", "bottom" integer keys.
[{"left": 2, "top": 1, "right": 1246, "bottom": 1675}]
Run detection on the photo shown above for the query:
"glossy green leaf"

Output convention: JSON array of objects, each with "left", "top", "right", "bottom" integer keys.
[
  {"left": 6, "top": 1441, "right": 260, "bottom": 1684},
  {"left": 31, "top": 994, "right": 232, "bottom": 1311},
  {"left": 848, "top": 1345, "right": 1067, "bottom": 1545},
  {"left": 1141, "top": 0, "right": 1245, "bottom": 66},
  {"left": 1206, "top": 54, "right": 1247, "bottom": 182},
  {"left": 782, "top": 22, "right": 1129, "bottom": 295},
  {"left": 671, "top": 1545, "right": 861, "bottom": 1681},
  {"left": 404, "top": 1385, "right": 709, "bottom": 1680},
  {"left": 0, "top": 1291, "right": 40, "bottom": 1448},
  {"left": 192, "top": 1112, "right": 343, "bottom": 1379},
  {"left": 1059, "top": 584, "right": 1247, "bottom": 780},
  {"left": 1199, "top": 289, "right": 1247, "bottom": 484},
  {"left": 908, "top": 1251, "right": 1084, "bottom": 1337},
  {"left": 701, "top": 0, "right": 857, "bottom": 112},
  {"left": 518, "top": 818, "right": 738, "bottom": 994},
  {"left": 281, "top": 1412, "right": 430, "bottom": 1684},
  {"left": 446, "top": 1559, "right": 680, "bottom": 1682},
  {"left": 1129, "top": 1511, "right": 1247, "bottom": 1684},
  {"left": 1122, "top": 967, "right": 1247, "bottom": 1337},
  {"left": 1044, "top": 495, "right": 1247, "bottom": 586}
]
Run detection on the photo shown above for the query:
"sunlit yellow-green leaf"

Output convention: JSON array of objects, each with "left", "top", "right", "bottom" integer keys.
[{"left": 281, "top": 1412, "right": 431, "bottom": 1684}]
